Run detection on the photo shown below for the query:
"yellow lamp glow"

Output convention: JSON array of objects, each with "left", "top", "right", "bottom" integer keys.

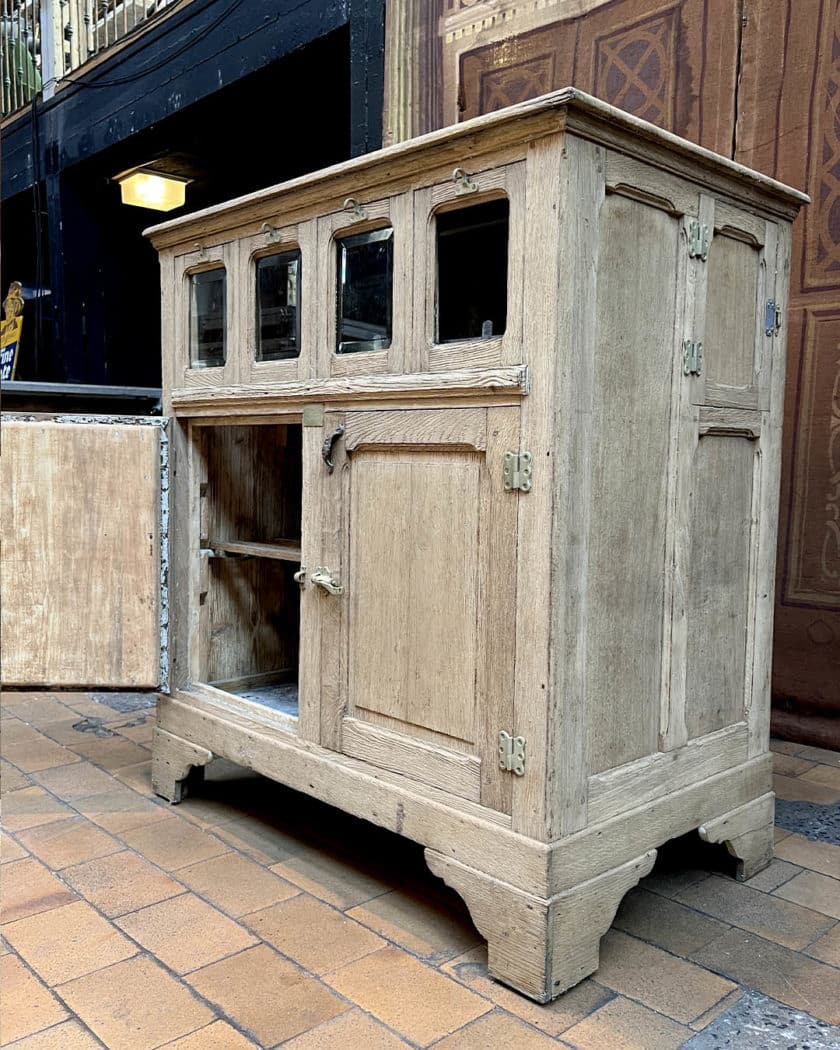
[{"left": 115, "top": 169, "right": 190, "bottom": 212}]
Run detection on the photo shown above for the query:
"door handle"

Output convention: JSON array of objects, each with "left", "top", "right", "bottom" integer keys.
[
  {"left": 311, "top": 567, "right": 344, "bottom": 595},
  {"left": 322, "top": 424, "right": 345, "bottom": 474}
]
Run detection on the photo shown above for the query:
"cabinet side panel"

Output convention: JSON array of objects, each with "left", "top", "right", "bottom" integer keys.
[
  {"left": 685, "top": 438, "right": 756, "bottom": 740},
  {"left": 587, "top": 194, "right": 677, "bottom": 775}
]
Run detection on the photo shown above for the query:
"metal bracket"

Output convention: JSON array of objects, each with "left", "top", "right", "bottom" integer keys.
[
  {"left": 343, "top": 197, "right": 368, "bottom": 221},
  {"left": 503, "top": 451, "right": 532, "bottom": 492},
  {"left": 688, "top": 220, "right": 710, "bottom": 261},
  {"left": 452, "top": 167, "right": 478, "bottom": 195},
  {"left": 683, "top": 339, "right": 703, "bottom": 376},
  {"left": 765, "top": 299, "right": 782, "bottom": 337},
  {"left": 498, "top": 731, "right": 526, "bottom": 776},
  {"left": 302, "top": 404, "right": 325, "bottom": 427},
  {"left": 261, "top": 221, "right": 281, "bottom": 242}
]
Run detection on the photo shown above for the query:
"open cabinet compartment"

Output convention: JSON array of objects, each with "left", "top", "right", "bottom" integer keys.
[{"left": 196, "top": 422, "right": 302, "bottom": 720}]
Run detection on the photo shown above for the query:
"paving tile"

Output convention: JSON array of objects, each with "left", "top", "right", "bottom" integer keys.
[
  {"left": 61, "top": 953, "right": 214, "bottom": 1050},
  {"left": 326, "top": 945, "right": 491, "bottom": 1044},
  {"left": 806, "top": 923, "right": 840, "bottom": 966},
  {"left": 270, "top": 842, "right": 393, "bottom": 908},
  {"left": 59, "top": 695, "right": 122, "bottom": 719},
  {"left": 433, "top": 1009, "right": 559, "bottom": 1048},
  {"left": 2, "top": 718, "right": 46, "bottom": 745},
  {"left": 774, "top": 870, "right": 840, "bottom": 920},
  {"left": 688, "top": 989, "right": 744, "bottom": 1031},
  {"left": 3, "top": 899, "right": 136, "bottom": 984},
  {"left": 347, "top": 886, "right": 481, "bottom": 961},
  {"left": 281, "top": 1008, "right": 410, "bottom": 1049},
  {"left": 639, "top": 867, "right": 710, "bottom": 900},
  {"left": 159, "top": 1019, "right": 259, "bottom": 1048},
  {"left": 1, "top": 828, "right": 27, "bottom": 862},
  {"left": 770, "top": 739, "right": 805, "bottom": 756},
  {"left": 674, "top": 873, "right": 834, "bottom": 950},
  {"left": 800, "top": 765, "right": 840, "bottom": 791},
  {"left": 1, "top": 757, "right": 32, "bottom": 793},
  {"left": 17, "top": 816, "right": 121, "bottom": 870},
  {"left": 773, "top": 773, "right": 840, "bottom": 805},
  {"left": 177, "top": 851, "right": 299, "bottom": 917},
  {"left": 246, "top": 894, "right": 384, "bottom": 975},
  {"left": 441, "top": 945, "right": 612, "bottom": 1037},
  {"left": 116, "top": 892, "right": 258, "bottom": 974},
  {"left": 166, "top": 793, "right": 246, "bottom": 829},
  {"left": 113, "top": 722, "right": 155, "bottom": 747},
  {"left": 775, "top": 834, "right": 840, "bottom": 880},
  {"left": 796, "top": 746, "right": 840, "bottom": 768},
  {"left": 118, "top": 815, "right": 230, "bottom": 871},
  {"left": 4, "top": 695, "right": 75, "bottom": 727},
  {"left": 74, "top": 787, "right": 171, "bottom": 834},
  {"left": 743, "top": 858, "right": 801, "bottom": 893},
  {"left": 772, "top": 752, "right": 817, "bottom": 777},
  {"left": 61, "top": 850, "right": 185, "bottom": 917},
  {"left": 594, "top": 930, "right": 736, "bottom": 1025},
  {"left": 561, "top": 995, "right": 692, "bottom": 1050},
  {"left": 31, "top": 761, "right": 116, "bottom": 800},
  {"left": 6, "top": 1019, "right": 105, "bottom": 1048},
  {"left": 2, "top": 737, "right": 82, "bottom": 773},
  {"left": 691, "top": 928, "right": 840, "bottom": 1025},
  {"left": 774, "top": 827, "right": 792, "bottom": 844},
  {"left": 0, "top": 954, "right": 68, "bottom": 1044},
  {"left": 112, "top": 759, "right": 153, "bottom": 794},
  {"left": 215, "top": 815, "right": 308, "bottom": 866},
  {"left": 68, "top": 735, "right": 151, "bottom": 771},
  {"left": 613, "top": 887, "right": 730, "bottom": 957},
  {"left": 1, "top": 787, "right": 74, "bottom": 831},
  {"left": 188, "top": 944, "right": 348, "bottom": 1047},
  {"left": 0, "top": 857, "right": 78, "bottom": 923},
  {"left": 38, "top": 716, "right": 113, "bottom": 747}
]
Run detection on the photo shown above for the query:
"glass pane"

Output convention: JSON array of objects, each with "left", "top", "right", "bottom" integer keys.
[
  {"left": 256, "top": 250, "right": 301, "bottom": 361},
  {"left": 437, "top": 198, "right": 508, "bottom": 342},
  {"left": 336, "top": 227, "right": 393, "bottom": 353},
  {"left": 190, "top": 268, "right": 226, "bottom": 368}
]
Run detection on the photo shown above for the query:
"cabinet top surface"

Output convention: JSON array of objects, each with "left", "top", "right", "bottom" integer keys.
[{"left": 145, "top": 88, "right": 808, "bottom": 251}]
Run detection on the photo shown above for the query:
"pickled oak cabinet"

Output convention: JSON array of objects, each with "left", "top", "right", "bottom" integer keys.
[{"left": 147, "top": 88, "right": 806, "bottom": 1002}]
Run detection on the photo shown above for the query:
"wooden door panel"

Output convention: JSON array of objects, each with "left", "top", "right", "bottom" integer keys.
[
  {"left": 349, "top": 450, "right": 481, "bottom": 742},
  {"left": 318, "top": 405, "right": 520, "bottom": 810}
]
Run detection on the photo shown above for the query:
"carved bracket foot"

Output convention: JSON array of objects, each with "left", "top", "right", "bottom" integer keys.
[
  {"left": 699, "top": 791, "right": 775, "bottom": 881},
  {"left": 425, "top": 847, "right": 656, "bottom": 1002},
  {"left": 151, "top": 726, "right": 214, "bottom": 803}
]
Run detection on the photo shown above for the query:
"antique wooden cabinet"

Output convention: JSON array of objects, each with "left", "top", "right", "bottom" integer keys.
[{"left": 147, "top": 89, "right": 806, "bottom": 1002}]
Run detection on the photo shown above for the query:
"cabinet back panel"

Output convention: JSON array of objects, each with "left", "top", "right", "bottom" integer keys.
[
  {"left": 685, "top": 436, "right": 754, "bottom": 739},
  {"left": 586, "top": 194, "right": 676, "bottom": 775},
  {"left": 207, "top": 559, "right": 299, "bottom": 683},
  {"left": 204, "top": 424, "right": 302, "bottom": 544},
  {"left": 705, "top": 234, "right": 760, "bottom": 389},
  {"left": 348, "top": 450, "right": 481, "bottom": 745}
]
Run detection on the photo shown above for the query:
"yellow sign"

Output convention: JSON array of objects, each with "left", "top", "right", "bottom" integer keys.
[{"left": 1, "top": 282, "right": 23, "bottom": 381}]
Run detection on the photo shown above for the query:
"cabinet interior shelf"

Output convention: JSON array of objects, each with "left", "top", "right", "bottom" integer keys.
[{"left": 209, "top": 538, "right": 301, "bottom": 562}]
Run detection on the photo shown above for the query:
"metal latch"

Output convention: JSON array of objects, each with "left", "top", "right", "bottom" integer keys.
[
  {"left": 688, "top": 220, "right": 710, "bottom": 261},
  {"left": 498, "top": 731, "right": 526, "bottom": 776},
  {"left": 683, "top": 339, "right": 703, "bottom": 376},
  {"left": 765, "top": 299, "right": 782, "bottom": 337},
  {"left": 311, "top": 567, "right": 344, "bottom": 595},
  {"left": 503, "top": 451, "right": 532, "bottom": 492},
  {"left": 452, "top": 167, "right": 478, "bottom": 195}
]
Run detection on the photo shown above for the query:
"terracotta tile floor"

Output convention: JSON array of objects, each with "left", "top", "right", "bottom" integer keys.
[{"left": 2, "top": 692, "right": 840, "bottom": 1049}]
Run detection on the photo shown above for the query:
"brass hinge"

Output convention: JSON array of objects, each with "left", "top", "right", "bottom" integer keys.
[
  {"left": 503, "top": 451, "right": 532, "bottom": 492},
  {"left": 498, "top": 731, "right": 526, "bottom": 776},
  {"left": 688, "top": 220, "right": 710, "bottom": 261},
  {"left": 683, "top": 339, "right": 703, "bottom": 376}
]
